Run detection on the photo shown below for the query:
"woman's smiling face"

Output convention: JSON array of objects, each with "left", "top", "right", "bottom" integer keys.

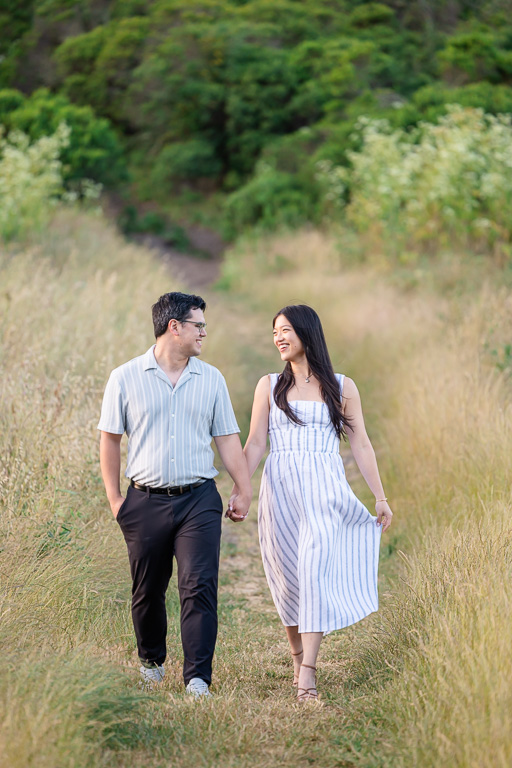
[{"left": 273, "top": 314, "right": 305, "bottom": 362}]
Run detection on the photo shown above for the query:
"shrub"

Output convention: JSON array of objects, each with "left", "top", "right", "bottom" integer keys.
[
  {"left": 2, "top": 88, "right": 127, "bottom": 186},
  {"left": 118, "top": 205, "right": 190, "bottom": 250},
  {"left": 438, "top": 27, "right": 512, "bottom": 84},
  {"left": 223, "top": 164, "right": 317, "bottom": 237},
  {"left": 54, "top": 18, "right": 150, "bottom": 127},
  {"left": 411, "top": 81, "right": 512, "bottom": 122},
  {"left": 348, "top": 3, "right": 395, "bottom": 28},
  {"left": 0, "top": 89, "right": 25, "bottom": 120},
  {"left": 328, "top": 106, "right": 512, "bottom": 253},
  {"left": 149, "top": 140, "right": 223, "bottom": 189},
  {"left": 0, "top": 123, "right": 68, "bottom": 241}
]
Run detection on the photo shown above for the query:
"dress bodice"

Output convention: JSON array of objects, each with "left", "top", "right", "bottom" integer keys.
[{"left": 268, "top": 373, "right": 344, "bottom": 454}]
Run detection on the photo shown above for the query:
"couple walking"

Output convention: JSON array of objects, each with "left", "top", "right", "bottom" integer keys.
[{"left": 98, "top": 292, "right": 393, "bottom": 702}]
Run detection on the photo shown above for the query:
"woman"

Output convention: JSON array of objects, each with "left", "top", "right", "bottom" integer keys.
[{"left": 228, "top": 304, "right": 392, "bottom": 702}]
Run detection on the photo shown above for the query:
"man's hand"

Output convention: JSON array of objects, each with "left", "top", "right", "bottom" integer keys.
[{"left": 110, "top": 495, "right": 126, "bottom": 519}]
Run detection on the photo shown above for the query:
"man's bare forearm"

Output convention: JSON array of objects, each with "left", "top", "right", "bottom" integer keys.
[
  {"left": 99, "top": 431, "right": 124, "bottom": 507},
  {"left": 215, "top": 435, "right": 251, "bottom": 493}
]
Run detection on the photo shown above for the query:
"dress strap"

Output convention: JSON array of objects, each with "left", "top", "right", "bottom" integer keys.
[
  {"left": 336, "top": 373, "right": 345, "bottom": 398},
  {"left": 268, "top": 373, "right": 279, "bottom": 409}
]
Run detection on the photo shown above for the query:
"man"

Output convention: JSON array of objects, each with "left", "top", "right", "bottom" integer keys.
[{"left": 98, "top": 291, "right": 251, "bottom": 697}]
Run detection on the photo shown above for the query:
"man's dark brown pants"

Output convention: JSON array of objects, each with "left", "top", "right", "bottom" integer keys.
[{"left": 116, "top": 479, "right": 223, "bottom": 686}]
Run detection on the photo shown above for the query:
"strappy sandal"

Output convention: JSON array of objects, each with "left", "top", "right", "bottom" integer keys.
[
  {"left": 291, "top": 648, "right": 303, "bottom": 688},
  {"left": 297, "top": 664, "right": 318, "bottom": 702}
]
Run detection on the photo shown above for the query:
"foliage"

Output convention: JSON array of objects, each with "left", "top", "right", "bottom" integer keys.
[
  {"left": 0, "top": 2, "right": 35, "bottom": 56},
  {"left": 55, "top": 17, "right": 150, "bottom": 125},
  {"left": 118, "top": 205, "right": 190, "bottom": 249},
  {"left": 0, "top": 123, "right": 68, "bottom": 241},
  {"left": 438, "top": 24, "right": 512, "bottom": 84},
  {"left": 223, "top": 163, "right": 318, "bottom": 237},
  {"left": 150, "top": 140, "right": 223, "bottom": 188},
  {"left": 0, "top": 89, "right": 26, "bottom": 121},
  {"left": 327, "top": 106, "right": 512, "bottom": 254},
  {"left": 2, "top": 0, "right": 512, "bottom": 230},
  {"left": 0, "top": 88, "right": 127, "bottom": 186},
  {"left": 407, "top": 81, "right": 512, "bottom": 124}
]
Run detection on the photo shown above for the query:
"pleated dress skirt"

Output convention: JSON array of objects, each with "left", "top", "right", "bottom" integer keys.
[{"left": 258, "top": 373, "right": 382, "bottom": 634}]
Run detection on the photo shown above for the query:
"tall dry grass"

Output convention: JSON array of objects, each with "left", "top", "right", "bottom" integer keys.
[
  {"left": 1, "top": 211, "right": 511, "bottom": 766},
  {"left": 0, "top": 208, "right": 287, "bottom": 767},
  {"left": 0, "top": 209, "right": 251, "bottom": 764},
  {"left": 220, "top": 228, "right": 512, "bottom": 767},
  {"left": 0, "top": 210, "right": 173, "bottom": 766}
]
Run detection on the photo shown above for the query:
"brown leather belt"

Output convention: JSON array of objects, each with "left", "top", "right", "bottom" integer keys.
[{"left": 130, "top": 479, "right": 206, "bottom": 496}]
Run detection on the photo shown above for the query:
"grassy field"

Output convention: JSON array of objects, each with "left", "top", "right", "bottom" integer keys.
[{"left": 1, "top": 210, "right": 511, "bottom": 767}]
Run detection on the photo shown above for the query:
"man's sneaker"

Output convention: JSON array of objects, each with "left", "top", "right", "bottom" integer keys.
[
  {"left": 185, "top": 677, "right": 211, "bottom": 698},
  {"left": 139, "top": 664, "right": 165, "bottom": 688}
]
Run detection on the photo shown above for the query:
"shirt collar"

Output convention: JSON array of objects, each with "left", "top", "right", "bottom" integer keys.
[
  {"left": 143, "top": 346, "right": 158, "bottom": 371},
  {"left": 143, "top": 345, "right": 202, "bottom": 374},
  {"left": 186, "top": 356, "right": 202, "bottom": 375}
]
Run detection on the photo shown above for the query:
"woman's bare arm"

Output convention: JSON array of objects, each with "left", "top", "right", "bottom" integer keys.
[
  {"left": 244, "top": 375, "right": 271, "bottom": 476},
  {"left": 343, "top": 377, "right": 393, "bottom": 532},
  {"left": 229, "top": 376, "right": 270, "bottom": 505}
]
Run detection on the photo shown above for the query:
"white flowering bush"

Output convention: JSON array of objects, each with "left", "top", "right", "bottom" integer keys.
[
  {"left": 0, "top": 124, "right": 70, "bottom": 241},
  {"left": 323, "top": 106, "right": 512, "bottom": 252}
]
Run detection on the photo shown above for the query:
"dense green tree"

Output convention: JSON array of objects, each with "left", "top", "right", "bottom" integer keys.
[
  {"left": 0, "top": 89, "right": 26, "bottom": 121},
  {"left": 438, "top": 25, "right": 512, "bottom": 84},
  {"left": 150, "top": 139, "right": 223, "bottom": 190},
  {"left": 0, "top": 88, "right": 126, "bottom": 185},
  {"left": 55, "top": 18, "right": 150, "bottom": 128},
  {"left": 1, "top": 0, "right": 511, "bottom": 229},
  {"left": 0, "top": 2, "right": 35, "bottom": 56},
  {"left": 410, "top": 81, "right": 512, "bottom": 121},
  {"left": 223, "top": 165, "right": 319, "bottom": 236}
]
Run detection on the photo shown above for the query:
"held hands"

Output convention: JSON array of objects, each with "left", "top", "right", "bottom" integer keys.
[
  {"left": 375, "top": 499, "right": 393, "bottom": 532},
  {"left": 226, "top": 486, "right": 251, "bottom": 522}
]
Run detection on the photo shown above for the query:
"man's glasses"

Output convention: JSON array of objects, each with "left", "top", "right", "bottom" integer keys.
[{"left": 181, "top": 320, "right": 207, "bottom": 331}]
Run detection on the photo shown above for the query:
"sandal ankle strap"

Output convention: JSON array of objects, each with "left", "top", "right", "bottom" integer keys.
[
  {"left": 297, "top": 687, "right": 319, "bottom": 700},
  {"left": 291, "top": 649, "right": 303, "bottom": 656},
  {"left": 301, "top": 664, "right": 316, "bottom": 671}
]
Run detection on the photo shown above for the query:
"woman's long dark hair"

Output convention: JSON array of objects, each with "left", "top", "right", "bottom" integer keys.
[{"left": 273, "top": 304, "right": 351, "bottom": 440}]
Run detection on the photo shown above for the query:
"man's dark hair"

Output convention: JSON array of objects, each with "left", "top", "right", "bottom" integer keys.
[{"left": 152, "top": 292, "right": 206, "bottom": 338}]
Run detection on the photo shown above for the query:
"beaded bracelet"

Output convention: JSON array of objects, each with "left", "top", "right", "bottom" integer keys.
[{"left": 375, "top": 498, "right": 388, "bottom": 502}]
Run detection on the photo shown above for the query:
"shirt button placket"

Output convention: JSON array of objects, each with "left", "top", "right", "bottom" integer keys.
[{"left": 170, "top": 390, "right": 176, "bottom": 484}]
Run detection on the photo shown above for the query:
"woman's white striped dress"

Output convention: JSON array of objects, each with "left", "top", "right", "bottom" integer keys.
[{"left": 258, "top": 373, "right": 382, "bottom": 633}]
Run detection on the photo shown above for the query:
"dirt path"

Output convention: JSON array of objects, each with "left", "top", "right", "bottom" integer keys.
[
  {"left": 103, "top": 193, "right": 225, "bottom": 290},
  {"left": 125, "top": 236, "right": 220, "bottom": 290},
  {"left": 161, "top": 249, "right": 222, "bottom": 290},
  {"left": 131, "top": 225, "right": 225, "bottom": 290}
]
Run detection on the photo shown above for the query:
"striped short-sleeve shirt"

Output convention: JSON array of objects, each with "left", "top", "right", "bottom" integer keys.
[{"left": 97, "top": 346, "right": 239, "bottom": 487}]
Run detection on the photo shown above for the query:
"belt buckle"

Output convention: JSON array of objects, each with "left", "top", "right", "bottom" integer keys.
[{"left": 166, "top": 487, "right": 174, "bottom": 496}]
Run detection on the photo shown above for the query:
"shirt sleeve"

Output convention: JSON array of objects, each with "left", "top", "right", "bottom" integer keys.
[
  {"left": 211, "top": 375, "right": 240, "bottom": 437},
  {"left": 97, "top": 371, "right": 126, "bottom": 434}
]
